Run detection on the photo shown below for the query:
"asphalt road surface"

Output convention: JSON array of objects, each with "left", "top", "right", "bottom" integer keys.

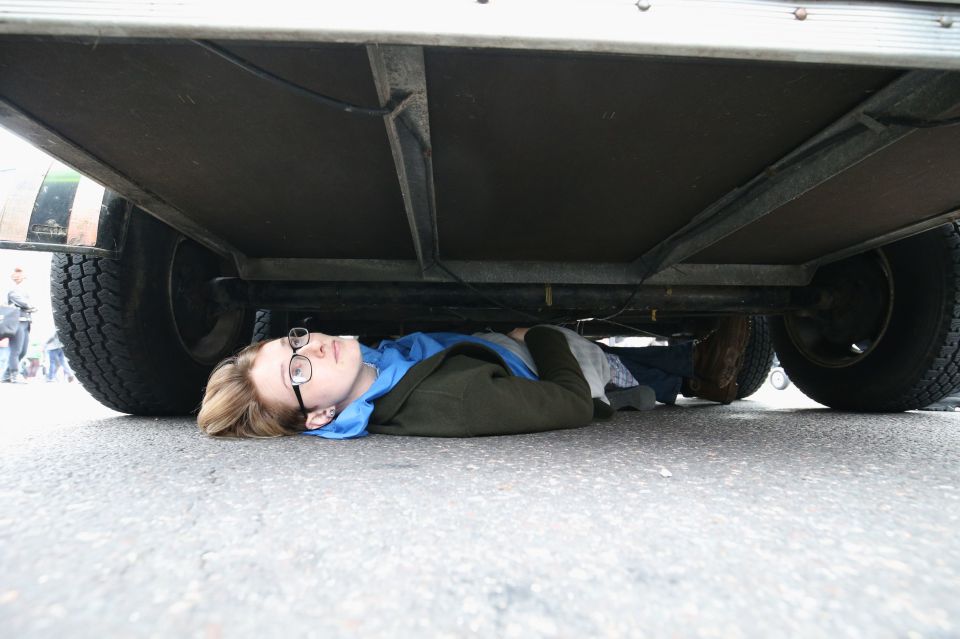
[{"left": 1, "top": 381, "right": 958, "bottom": 638}]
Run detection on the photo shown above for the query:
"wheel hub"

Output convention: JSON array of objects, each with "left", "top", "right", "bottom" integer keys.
[
  {"left": 169, "top": 239, "right": 247, "bottom": 365},
  {"left": 783, "top": 251, "right": 894, "bottom": 369}
]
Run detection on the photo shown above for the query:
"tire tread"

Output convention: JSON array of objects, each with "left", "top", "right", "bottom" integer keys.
[
  {"left": 52, "top": 253, "right": 176, "bottom": 414},
  {"left": 773, "top": 222, "right": 960, "bottom": 412},
  {"left": 880, "top": 222, "right": 960, "bottom": 411},
  {"left": 736, "top": 316, "right": 776, "bottom": 399}
]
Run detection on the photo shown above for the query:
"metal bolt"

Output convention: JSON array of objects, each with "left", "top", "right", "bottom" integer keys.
[
  {"left": 940, "top": 15, "right": 954, "bottom": 28},
  {"left": 794, "top": 7, "right": 808, "bottom": 21},
  {"left": 636, "top": 1, "right": 651, "bottom": 11}
]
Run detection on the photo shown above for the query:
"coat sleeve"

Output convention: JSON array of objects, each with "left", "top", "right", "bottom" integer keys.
[
  {"left": 459, "top": 326, "right": 595, "bottom": 436},
  {"left": 7, "top": 287, "right": 32, "bottom": 310}
]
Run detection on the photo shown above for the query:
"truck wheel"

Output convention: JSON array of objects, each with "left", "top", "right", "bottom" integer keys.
[
  {"left": 735, "top": 316, "right": 775, "bottom": 399},
  {"left": 51, "top": 210, "right": 253, "bottom": 415},
  {"left": 251, "top": 309, "right": 299, "bottom": 343},
  {"left": 770, "top": 222, "right": 960, "bottom": 412}
]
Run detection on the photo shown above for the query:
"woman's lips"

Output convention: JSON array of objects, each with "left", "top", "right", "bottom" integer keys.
[{"left": 333, "top": 340, "right": 340, "bottom": 363}]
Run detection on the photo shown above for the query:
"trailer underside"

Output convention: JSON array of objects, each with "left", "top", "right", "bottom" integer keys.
[
  {"left": 2, "top": 35, "right": 960, "bottom": 294},
  {"left": 3, "top": 1, "right": 960, "bottom": 413}
]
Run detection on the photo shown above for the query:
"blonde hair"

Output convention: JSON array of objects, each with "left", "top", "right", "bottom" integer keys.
[{"left": 197, "top": 341, "right": 303, "bottom": 438}]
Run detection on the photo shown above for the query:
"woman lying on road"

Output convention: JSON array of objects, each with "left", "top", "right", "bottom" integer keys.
[{"left": 197, "top": 321, "right": 748, "bottom": 439}]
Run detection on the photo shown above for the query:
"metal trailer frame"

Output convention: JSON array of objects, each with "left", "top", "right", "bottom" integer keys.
[
  {"left": 1, "top": 0, "right": 959, "bottom": 294},
  {"left": 4, "top": 1, "right": 960, "bottom": 415}
]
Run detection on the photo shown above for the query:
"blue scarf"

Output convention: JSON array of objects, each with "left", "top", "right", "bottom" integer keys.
[{"left": 302, "top": 332, "right": 536, "bottom": 439}]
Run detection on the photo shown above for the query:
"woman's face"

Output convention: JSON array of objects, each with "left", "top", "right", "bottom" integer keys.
[{"left": 249, "top": 332, "right": 367, "bottom": 427}]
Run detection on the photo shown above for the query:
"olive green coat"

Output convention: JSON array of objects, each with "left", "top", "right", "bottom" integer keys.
[{"left": 368, "top": 326, "right": 597, "bottom": 437}]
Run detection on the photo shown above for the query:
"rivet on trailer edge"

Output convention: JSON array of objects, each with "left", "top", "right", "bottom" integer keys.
[
  {"left": 636, "top": 1, "right": 652, "bottom": 11},
  {"left": 794, "top": 7, "right": 808, "bottom": 21},
  {"left": 940, "top": 15, "right": 955, "bottom": 28}
]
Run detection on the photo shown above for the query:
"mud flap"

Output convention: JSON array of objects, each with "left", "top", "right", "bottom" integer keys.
[{"left": 0, "top": 158, "right": 129, "bottom": 257}]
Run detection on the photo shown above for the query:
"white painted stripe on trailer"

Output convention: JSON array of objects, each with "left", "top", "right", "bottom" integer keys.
[
  {"left": 0, "top": 158, "right": 50, "bottom": 242},
  {"left": 67, "top": 178, "right": 105, "bottom": 247}
]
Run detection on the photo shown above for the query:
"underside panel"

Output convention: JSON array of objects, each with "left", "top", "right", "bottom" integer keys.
[
  {"left": 689, "top": 108, "right": 960, "bottom": 264},
  {"left": 5, "top": 36, "right": 960, "bottom": 272},
  {"left": 0, "top": 38, "right": 414, "bottom": 260},
  {"left": 426, "top": 49, "right": 899, "bottom": 262}
]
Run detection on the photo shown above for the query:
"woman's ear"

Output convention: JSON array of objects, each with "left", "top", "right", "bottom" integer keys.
[{"left": 305, "top": 407, "right": 336, "bottom": 430}]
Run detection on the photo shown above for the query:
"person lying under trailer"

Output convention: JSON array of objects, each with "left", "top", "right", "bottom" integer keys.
[{"left": 196, "top": 321, "right": 749, "bottom": 439}]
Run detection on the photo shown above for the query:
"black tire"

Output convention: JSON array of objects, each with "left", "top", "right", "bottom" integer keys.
[
  {"left": 51, "top": 210, "right": 253, "bottom": 415},
  {"left": 251, "top": 312, "right": 388, "bottom": 346},
  {"left": 253, "top": 309, "right": 332, "bottom": 343},
  {"left": 252, "top": 310, "right": 271, "bottom": 343},
  {"left": 736, "top": 316, "right": 775, "bottom": 399},
  {"left": 770, "top": 222, "right": 960, "bottom": 412}
]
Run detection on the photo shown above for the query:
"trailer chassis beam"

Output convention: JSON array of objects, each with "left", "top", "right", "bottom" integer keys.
[
  {"left": 638, "top": 70, "right": 960, "bottom": 276},
  {"left": 210, "top": 278, "right": 827, "bottom": 317},
  {"left": 368, "top": 44, "right": 438, "bottom": 274}
]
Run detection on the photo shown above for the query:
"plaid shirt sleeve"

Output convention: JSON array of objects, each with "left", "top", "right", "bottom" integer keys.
[{"left": 605, "top": 353, "right": 639, "bottom": 389}]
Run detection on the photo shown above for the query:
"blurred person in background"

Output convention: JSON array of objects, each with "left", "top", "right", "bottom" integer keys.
[
  {"left": 2, "top": 266, "right": 36, "bottom": 384},
  {"left": 44, "top": 330, "right": 74, "bottom": 382},
  {"left": 23, "top": 336, "right": 42, "bottom": 379},
  {"left": 0, "top": 337, "right": 8, "bottom": 373}
]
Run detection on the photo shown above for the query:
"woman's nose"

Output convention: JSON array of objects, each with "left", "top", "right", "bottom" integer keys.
[{"left": 306, "top": 339, "right": 328, "bottom": 358}]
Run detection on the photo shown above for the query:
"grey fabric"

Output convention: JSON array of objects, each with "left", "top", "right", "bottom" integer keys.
[
  {"left": 4, "top": 320, "right": 29, "bottom": 377},
  {"left": 607, "top": 385, "right": 656, "bottom": 411},
  {"left": 0, "top": 305, "right": 19, "bottom": 339},
  {"left": 6, "top": 285, "right": 33, "bottom": 322},
  {"left": 474, "top": 326, "right": 612, "bottom": 404}
]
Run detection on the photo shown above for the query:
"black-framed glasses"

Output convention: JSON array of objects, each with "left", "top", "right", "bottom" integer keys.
[{"left": 288, "top": 327, "right": 312, "bottom": 418}]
